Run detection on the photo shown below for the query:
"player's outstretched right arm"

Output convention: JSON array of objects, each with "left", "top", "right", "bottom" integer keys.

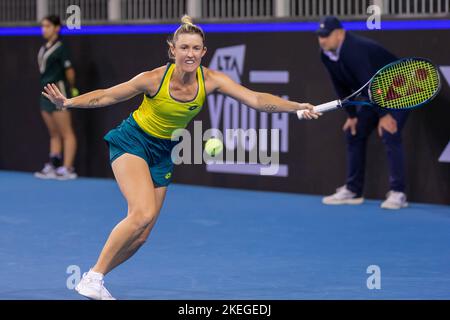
[{"left": 42, "top": 71, "right": 157, "bottom": 109}]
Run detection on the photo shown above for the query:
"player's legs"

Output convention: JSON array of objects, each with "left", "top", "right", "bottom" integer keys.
[
  {"left": 52, "top": 110, "right": 77, "bottom": 169},
  {"left": 91, "top": 153, "right": 165, "bottom": 276},
  {"left": 106, "top": 184, "right": 167, "bottom": 272}
]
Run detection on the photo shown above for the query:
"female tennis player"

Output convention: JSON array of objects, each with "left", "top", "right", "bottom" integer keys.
[
  {"left": 35, "top": 15, "right": 78, "bottom": 180},
  {"left": 43, "top": 15, "right": 320, "bottom": 300}
]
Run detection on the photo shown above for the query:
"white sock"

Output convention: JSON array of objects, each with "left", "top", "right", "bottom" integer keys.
[{"left": 86, "top": 269, "right": 104, "bottom": 280}]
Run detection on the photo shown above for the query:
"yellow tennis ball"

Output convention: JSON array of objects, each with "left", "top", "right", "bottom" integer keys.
[
  {"left": 71, "top": 87, "right": 79, "bottom": 97},
  {"left": 205, "top": 138, "right": 223, "bottom": 156}
]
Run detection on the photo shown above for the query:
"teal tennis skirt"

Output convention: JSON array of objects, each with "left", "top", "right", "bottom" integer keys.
[{"left": 104, "top": 114, "right": 178, "bottom": 187}]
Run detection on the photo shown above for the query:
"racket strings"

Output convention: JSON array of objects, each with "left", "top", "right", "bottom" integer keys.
[{"left": 370, "top": 59, "right": 440, "bottom": 109}]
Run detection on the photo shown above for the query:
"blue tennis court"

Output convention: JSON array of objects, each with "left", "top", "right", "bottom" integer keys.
[{"left": 1, "top": 170, "right": 449, "bottom": 300}]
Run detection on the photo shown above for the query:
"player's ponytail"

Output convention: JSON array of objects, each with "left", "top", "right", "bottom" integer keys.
[
  {"left": 167, "top": 15, "right": 206, "bottom": 60},
  {"left": 180, "top": 15, "right": 194, "bottom": 26}
]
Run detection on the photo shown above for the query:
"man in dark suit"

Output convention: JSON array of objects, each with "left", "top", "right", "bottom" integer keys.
[{"left": 318, "top": 16, "right": 409, "bottom": 209}]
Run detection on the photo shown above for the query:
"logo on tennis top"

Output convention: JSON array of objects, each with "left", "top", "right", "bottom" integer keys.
[
  {"left": 165, "top": 172, "right": 172, "bottom": 179},
  {"left": 188, "top": 105, "right": 199, "bottom": 111}
]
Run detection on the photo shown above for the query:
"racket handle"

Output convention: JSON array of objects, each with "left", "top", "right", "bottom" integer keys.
[{"left": 297, "top": 100, "right": 342, "bottom": 120}]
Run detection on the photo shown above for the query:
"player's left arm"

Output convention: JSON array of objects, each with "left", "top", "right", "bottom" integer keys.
[{"left": 205, "top": 68, "right": 320, "bottom": 119}]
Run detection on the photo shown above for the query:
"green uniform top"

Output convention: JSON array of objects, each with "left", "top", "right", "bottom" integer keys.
[{"left": 37, "top": 38, "right": 72, "bottom": 91}]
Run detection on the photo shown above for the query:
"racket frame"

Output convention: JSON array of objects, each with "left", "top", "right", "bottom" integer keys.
[{"left": 297, "top": 57, "right": 441, "bottom": 120}]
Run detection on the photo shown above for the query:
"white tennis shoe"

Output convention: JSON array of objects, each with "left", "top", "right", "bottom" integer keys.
[
  {"left": 34, "top": 163, "right": 56, "bottom": 179},
  {"left": 381, "top": 191, "right": 408, "bottom": 210},
  {"left": 75, "top": 272, "right": 116, "bottom": 300},
  {"left": 55, "top": 166, "right": 78, "bottom": 180},
  {"left": 322, "top": 185, "right": 364, "bottom": 205}
]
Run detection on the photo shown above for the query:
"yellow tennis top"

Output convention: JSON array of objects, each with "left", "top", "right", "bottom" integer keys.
[{"left": 133, "top": 63, "right": 206, "bottom": 139}]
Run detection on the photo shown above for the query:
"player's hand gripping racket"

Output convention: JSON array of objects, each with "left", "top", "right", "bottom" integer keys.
[{"left": 297, "top": 57, "right": 441, "bottom": 119}]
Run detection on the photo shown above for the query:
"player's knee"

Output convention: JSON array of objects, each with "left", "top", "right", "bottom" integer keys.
[{"left": 128, "top": 206, "right": 157, "bottom": 230}]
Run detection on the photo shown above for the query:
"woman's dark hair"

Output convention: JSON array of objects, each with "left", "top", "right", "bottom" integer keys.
[{"left": 42, "top": 15, "right": 61, "bottom": 27}]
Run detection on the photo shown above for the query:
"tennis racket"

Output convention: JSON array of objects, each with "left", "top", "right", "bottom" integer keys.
[{"left": 297, "top": 57, "right": 441, "bottom": 119}]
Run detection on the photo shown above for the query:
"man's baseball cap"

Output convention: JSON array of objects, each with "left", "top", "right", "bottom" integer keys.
[{"left": 316, "top": 16, "right": 343, "bottom": 37}]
